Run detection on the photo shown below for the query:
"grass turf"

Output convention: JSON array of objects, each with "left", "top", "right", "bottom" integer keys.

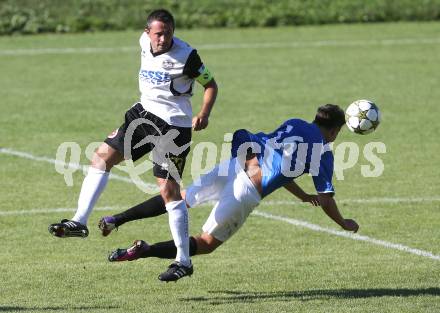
[{"left": 0, "top": 22, "right": 439, "bottom": 312}]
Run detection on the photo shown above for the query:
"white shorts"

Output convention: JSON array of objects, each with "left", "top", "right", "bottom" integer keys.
[{"left": 185, "top": 158, "right": 261, "bottom": 242}]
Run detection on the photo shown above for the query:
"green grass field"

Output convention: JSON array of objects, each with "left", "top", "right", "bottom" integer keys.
[{"left": 1, "top": 22, "right": 439, "bottom": 313}]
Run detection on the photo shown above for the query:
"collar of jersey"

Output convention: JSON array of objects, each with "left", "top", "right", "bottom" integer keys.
[{"left": 150, "top": 39, "right": 174, "bottom": 57}]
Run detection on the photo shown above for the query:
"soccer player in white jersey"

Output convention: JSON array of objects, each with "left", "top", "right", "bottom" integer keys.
[
  {"left": 106, "top": 104, "right": 359, "bottom": 282},
  {"left": 49, "top": 9, "right": 218, "bottom": 280}
]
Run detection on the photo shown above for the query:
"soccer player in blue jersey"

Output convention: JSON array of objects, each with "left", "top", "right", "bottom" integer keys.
[{"left": 105, "top": 104, "right": 359, "bottom": 282}]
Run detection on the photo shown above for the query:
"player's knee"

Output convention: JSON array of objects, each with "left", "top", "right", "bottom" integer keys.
[
  {"left": 159, "top": 179, "right": 181, "bottom": 202},
  {"left": 91, "top": 143, "right": 123, "bottom": 171},
  {"left": 91, "top": 153, "right": 106, "bottom": 171},
  {"left": 195, "top": 234, "right": 222, "bottom": 254}
]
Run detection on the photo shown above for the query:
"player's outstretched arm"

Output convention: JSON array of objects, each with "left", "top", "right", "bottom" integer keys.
[
  {"left": 317, "top": 193, "right": 359, "bottom": 232},
  {"left": 192, "top": 79, "right": 218, "bottom": 131},
  {"left": 283, "top": 181, "right": 320, "bottom": 206}
]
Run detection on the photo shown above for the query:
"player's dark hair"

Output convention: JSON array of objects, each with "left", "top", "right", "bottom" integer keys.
[
  {"left": 313, "top": 104, "right": 346, "bottom": 130},
  {"left": 146, "top": 9, "right": 175, "bottom": 31}
]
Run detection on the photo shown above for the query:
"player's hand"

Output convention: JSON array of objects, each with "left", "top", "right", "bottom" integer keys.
[
  {"left": 302, "top": 194, "right": 320, "bottom": 206},
  {"left": 342, "top": 219, "right": 359, "bottom": 233},
  {"left": 192, "top": 113, "right": 209, "bottom": 131}
]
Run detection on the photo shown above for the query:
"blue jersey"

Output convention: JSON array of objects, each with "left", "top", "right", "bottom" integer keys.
[{"left": 231, "top": 119, "right": 335, "bottom": 198}]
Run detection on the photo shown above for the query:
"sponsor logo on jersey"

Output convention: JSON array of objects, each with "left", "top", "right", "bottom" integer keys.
[
  {"left": 139, "top": 70, "right": 171, "bottom": 85},
  {"left": 162, "top": 60, "right": 174, "bottom": 69}
]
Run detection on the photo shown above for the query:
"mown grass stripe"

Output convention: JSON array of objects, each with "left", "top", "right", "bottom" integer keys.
[{"left": 1, "top": 37, "right": 440, "bottom": 56}]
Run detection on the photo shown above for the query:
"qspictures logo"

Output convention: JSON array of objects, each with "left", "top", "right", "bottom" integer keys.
[{"left": 55, "top": 124, "right": 386, "bottom": 194}]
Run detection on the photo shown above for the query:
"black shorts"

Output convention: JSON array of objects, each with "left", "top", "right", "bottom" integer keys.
[{"left": 104, "top": 103, "right": 191, "bottom": 180}]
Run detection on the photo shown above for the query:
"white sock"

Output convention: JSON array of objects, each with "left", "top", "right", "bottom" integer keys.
[
  {"left": 72, "top": 167, "right": 109, "bottom": 225},
  {"left": 165, "top": 200, "right": 191, "bottom": 267}
]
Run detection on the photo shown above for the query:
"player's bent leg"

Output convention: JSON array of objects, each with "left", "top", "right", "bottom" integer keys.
[
  {"left": 194, "top": 233, "right": 223, "bottom": 255},
  {"left": 108, "top": 235, "right": 219, "bottom": 282},
  {"left": 98, "top": 187, "right": 189, "bottom": 237},
  {"left": 109, "top": 236, "right": 198, "bottom": 261},
  {"left": 91, "top": 143, "right": 124, "bottom": 171},
  {"left": 49, "top": 144, "right": 124, "bottom": 238},
  {"left": 158, "top": 177, "right": 182, "bottom": 201},
  {"left": 71, "top": 145, "right": 122, "bottom": 225},
  {"left": 204, "top": 163, "right": 261, "bottom": 241},
  {"left": 98, "top": 195, "right": 168, "bottom": 236}
]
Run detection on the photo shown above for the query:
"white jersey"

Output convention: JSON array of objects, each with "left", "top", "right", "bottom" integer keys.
[{"left": 139, "top": 32, "right": 202, "bottom": 127}]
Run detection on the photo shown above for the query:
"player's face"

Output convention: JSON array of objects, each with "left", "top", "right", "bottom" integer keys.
[{"left": 146, "top": 20, "right": 174, "bottom": 53}]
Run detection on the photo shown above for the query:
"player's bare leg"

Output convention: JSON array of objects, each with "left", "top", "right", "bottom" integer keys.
[
  {"left": 193, "top": 233, "right": 223, "bottom": 254},
  {"left": 49, "top": 143, "right": 124, "bottom": 238}
]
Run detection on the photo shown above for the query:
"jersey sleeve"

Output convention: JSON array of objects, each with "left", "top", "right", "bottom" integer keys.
[
  {"left": 139, "top": 32, "right": 149, "bottom": 49},
  {"left": 312, "top": 151, "right": 335, "bottom": 194},
  {"left": 183, "top": 50, "right": 214, "bottom": 85}
]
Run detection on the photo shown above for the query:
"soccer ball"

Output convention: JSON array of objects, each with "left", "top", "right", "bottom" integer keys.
[{"left": 345, "top": 100, "right": 381, "bottom": 135}]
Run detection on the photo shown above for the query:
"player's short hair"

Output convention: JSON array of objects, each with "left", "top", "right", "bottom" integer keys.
[
  {"left": 146, "top": 9, "right": 175, "bottom": 31},
  {"left": 313, "top": 104, "right": 346, "bottom": 130}
]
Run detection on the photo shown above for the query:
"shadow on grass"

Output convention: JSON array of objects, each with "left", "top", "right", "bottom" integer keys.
[
  {"left": 182, "top": 288, "right": 440, "bottom": 304},
  {"left": 0, "top": 305, "right": 119, "bottom": 312}
]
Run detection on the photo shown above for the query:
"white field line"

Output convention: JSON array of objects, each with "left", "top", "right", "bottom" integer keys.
[
  {"left": 0, "top": 206, "right": 119, "bottom": 216},
  {"left": 1, "top": 37, "right": 440, "bottom": 56},
  {"left": 252, "top": 210, "right": 440, "bottom": 261},
  {"left": 0, "top": 147, "right": 157, "bottom": 190},
  {"left": 2, "top": 147, "right": 440, "bottom": 261},
  {"left": 0, "top": 204, "right": 439, "bottom": 262},
  {"left": 2, "top": 147, "right": 439, "bottom": 205},
  {"left": 263, "top": 197, "right": 440, "bottom": 205}
]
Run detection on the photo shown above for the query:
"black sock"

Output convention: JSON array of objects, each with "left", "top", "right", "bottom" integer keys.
[
  {"left": 141, "top": 236, "right": 198, "bottom": 259},
  {"left": 113, "top": 195, "right": 166, "bottom": 227}
]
